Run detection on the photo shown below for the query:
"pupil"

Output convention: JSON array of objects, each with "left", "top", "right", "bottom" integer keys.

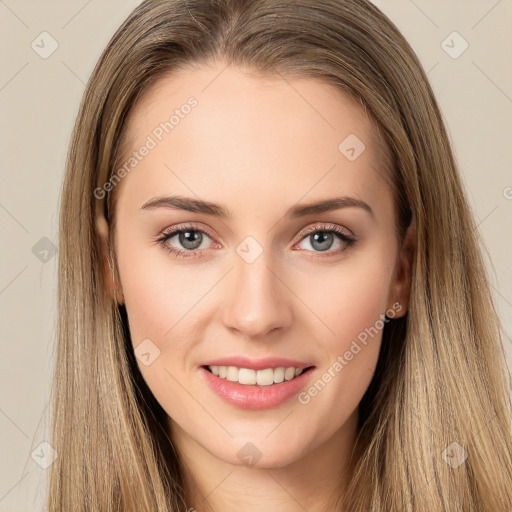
[{"left": 312, "top": 232, "right": 333, "bottom": 252}]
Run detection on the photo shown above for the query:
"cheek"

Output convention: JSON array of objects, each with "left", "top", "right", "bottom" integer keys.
[
  {"left": 116, "top": 231, "right": 210, "bottom": 343},
  {"left": 115, "top": 238, "right": 208, "bottom": 410},
  {"left": 291, "top": 250, "right": 395, "bottom": 402},
  {"left": 293, "top": 253, "right": 395, "bottom": 350}
]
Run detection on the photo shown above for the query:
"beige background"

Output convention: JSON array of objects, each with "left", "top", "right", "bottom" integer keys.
[{"left": 0, "top": 1, "right": 511, "bottom": 510}]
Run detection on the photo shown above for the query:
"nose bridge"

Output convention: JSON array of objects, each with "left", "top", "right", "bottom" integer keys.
[{"left": 220, "top": 238, "right": 293, "bottom": 338}]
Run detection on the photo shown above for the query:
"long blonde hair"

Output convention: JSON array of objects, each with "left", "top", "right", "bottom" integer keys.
[{"left": 50, "top": 0, "right": 512, "bottom": 510}]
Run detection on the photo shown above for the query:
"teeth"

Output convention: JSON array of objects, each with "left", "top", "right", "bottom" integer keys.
[{"left": 207, "top": 365, "right": 305, "bottom": 386}]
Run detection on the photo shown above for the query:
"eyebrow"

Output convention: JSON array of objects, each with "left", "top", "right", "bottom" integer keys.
[{"left": 140, "top": 194, "right": 373, "bottom": 218}]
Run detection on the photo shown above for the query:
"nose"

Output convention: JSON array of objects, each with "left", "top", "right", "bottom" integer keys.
[{"left": 220, "top": 250, "right": 294, "bottom": 340}]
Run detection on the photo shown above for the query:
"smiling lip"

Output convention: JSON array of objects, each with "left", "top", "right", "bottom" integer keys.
[
  {"left": 201, "top": 355, "right": 314, "bottom": 371},
  {"left": 199, "top": 356, "right": 316, "bottom": 410}
]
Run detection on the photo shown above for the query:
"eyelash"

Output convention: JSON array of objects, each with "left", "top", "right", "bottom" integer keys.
[{"left": 155, "top": 222, "right": 356, "bottom": 260}]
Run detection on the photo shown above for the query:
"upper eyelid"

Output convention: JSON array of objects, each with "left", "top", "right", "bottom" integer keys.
[
  {"left": 160, "top": 222, "right": 215, "bottom": 240},
  {"left": 297, "top": 223, "right": 354, "bottom": 238}
]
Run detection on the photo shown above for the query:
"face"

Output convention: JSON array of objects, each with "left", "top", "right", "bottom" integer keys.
[{"left": 103, "top": 61, "right": 410, "bottom": 469}]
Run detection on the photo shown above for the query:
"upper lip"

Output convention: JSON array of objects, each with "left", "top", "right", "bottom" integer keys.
[{"left": 201, "top": 356, "right": 315, "bottom": 371}]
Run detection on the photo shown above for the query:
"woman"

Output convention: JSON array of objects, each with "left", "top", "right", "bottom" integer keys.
[{"left": 49, "top": 0, "right": 512, "bottom": 510}]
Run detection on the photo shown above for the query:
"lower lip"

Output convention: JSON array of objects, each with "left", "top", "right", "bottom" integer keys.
[{"left": 200, "top": 366, "right": 316, "bottom": 410}]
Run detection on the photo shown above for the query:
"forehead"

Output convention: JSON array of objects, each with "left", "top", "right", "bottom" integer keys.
[{"left": 115, "top": 62, "right": 392, "bottom": 219}]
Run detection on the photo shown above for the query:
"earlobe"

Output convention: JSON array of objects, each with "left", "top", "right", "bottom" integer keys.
[
  {"left": 96, "top": 214, "right": 124, "bottom": 305},
  {"left": 388, "top": 216, "right": 416, "bottom": 318}
]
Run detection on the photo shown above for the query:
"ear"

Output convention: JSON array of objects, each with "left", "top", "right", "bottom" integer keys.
[
  {"left": 96, "top": 214, "right": 124, "bottom": 305},
  {"left": 387, "top": 215, "right": 415, "bottom": 318}
]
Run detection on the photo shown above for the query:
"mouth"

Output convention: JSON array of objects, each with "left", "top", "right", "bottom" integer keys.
[
  {"left": 200, "top": 363, "right": 317, "bottom": 410},
  {"left": 201, "top": 364, "right": 315, "bottom": 387}
]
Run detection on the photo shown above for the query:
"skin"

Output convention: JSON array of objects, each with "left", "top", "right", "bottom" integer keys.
[{"left": 99, "top": 60, "right": 414, "bottom": 511}]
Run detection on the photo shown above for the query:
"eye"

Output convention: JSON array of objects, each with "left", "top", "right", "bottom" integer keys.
[
  {"left": 155, "top": 223, "right": 217, "bottom": 259},
  {"left": 293, "top": 223, "right": 356, "bottom": 258},
  {"left": 155, "top": 222, "right": 356, "bottom": 260}
]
